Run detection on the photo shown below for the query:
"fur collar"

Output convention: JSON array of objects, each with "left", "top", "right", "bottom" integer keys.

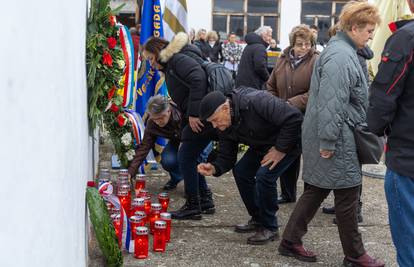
[{"left": 159, "top": 32, "right": 190, "bottom": 63}]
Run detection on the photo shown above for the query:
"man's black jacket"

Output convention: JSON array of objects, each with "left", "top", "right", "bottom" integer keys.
[
  {"left": 236, "top": 33, "right": 269, "bottom": 89},
  {"left": 211, "top": 87, "right": 303, "bottom": 176},
  {"left": 368, "top": 19, "right": 414, "bottom": 178}
]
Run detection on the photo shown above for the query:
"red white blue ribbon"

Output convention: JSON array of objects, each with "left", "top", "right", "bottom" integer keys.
[{"left": 119, "top": 25, "right": 135, "bottom": 108}]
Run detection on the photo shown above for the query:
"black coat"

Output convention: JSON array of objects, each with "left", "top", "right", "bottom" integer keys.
[
  {"left": 206, "top": 42, "right": 223, "bottom": 63},
  {"left": 236, "top": 33, "right": 270, "bottom": 89},
  {"left": 368, "top": 19, "right": 414, "bottom": 178},
  {"left": 162, "top": 44, "right": 208, "bottom": 118},
  {"left": 357, "top": 46, "right": 374, "bottom": 83},
  {"left": 211, "top": 87, "right": 303, "bottom": 176},
  {"left": 194, "top": 40, "right": 210, "bottom": 60}
]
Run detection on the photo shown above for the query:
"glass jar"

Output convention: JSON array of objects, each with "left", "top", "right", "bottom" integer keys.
[
  {"left": 130, "top": 215, "right": 145, "bottom": 240},
  {"left": 131, "top": 197, "right": 145, "bottom": 214},
  {"left": 157, "top": 192, "right": 170, "bottom": 212},
  {"left": 153, "top": 220, "right": 167, "bottom": 252},
  {"left": 143, "top": 195, "right": 152, "bottom": 217},
  {"left": 117, "top": 190, "right": 131, "bottom": 217},
  {"left": 149, "top": 203, "right": 162, "bottom": 234},
  {"left": 135, "top": 174, "right": 146, "bottom": 193},
  {"left": 133, "top": 211, "right": 147, "bottom": 224},
  {"left": 134, "top": 227, "right": 149, "bottom": 259},
  {"left": 160, "top": 212, "right": 172, "bottom": 242}
]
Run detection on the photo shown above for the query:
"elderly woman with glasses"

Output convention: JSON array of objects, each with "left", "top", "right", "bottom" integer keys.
[{"left": 266, "top": 24, "right": 319, "bottom": 205}]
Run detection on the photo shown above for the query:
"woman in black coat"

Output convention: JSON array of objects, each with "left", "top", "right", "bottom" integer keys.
[{"left": 142, "top": 32, "right": 216, "bottom": 220}]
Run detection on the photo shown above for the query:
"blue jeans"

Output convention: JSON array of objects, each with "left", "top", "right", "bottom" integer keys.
[
  {"left": 384, "top": 168, "right": 414, "bottom": 266},
  {"left": 233, "top": 147, "right": 300, "bottom": 231},
  {"left": 161, "top": 141, "right": 213, "bottom": 186}
]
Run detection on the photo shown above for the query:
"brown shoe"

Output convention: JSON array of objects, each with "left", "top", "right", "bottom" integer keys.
[
  {"left": 246, "top": 228, "right": 279, "bottom": 245},
  {"left": 234, "top": 218, "right": 260, "bottom": 233},
  {"left": 343, "top": 253, "right": 384, "bottom": 267},
  {"left": 278, "top": 239, "right": 317, "bottom": 262}
]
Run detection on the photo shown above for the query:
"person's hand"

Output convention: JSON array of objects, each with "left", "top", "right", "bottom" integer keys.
[
  {"left": 189, "top": 116, "right": 204, "bottom": 133},
  {"left": 320, "top": 149, "right": 334, "bottom": 159},
  {"left": 261, "top": 147, "right": 286, "bottom": 170},
  {"left": 197, "top": 163, "right": 216, "bottom": 176}
]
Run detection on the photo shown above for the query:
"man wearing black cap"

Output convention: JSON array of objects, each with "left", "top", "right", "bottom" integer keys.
[{"left": 197, "top": 88, "right": 303, "bottom": 245}]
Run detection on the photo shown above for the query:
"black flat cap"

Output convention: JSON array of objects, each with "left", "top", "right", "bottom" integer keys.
[{"left": 199, "top": 91, "right": 227, "bottom": 120}]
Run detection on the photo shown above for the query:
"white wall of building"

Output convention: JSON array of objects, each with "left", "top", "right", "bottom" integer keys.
[
  {"left": 279, "top": 0, "right": 302, "bottom": 48},
  {"left": 0, "top": 1, "right": 89, "bottom": 266}
]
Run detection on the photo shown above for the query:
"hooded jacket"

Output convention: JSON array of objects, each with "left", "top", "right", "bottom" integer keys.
[
  {"left": 159, "top": 32, "right": 208, "bottom": 118},
  {"left": 368, "top": 19, "right": 414, "bottom": 178},
  {"left": 357, "top": 46, "right": 374, "bottom": 83},
  {"left": 236, "top": 33, "right": 269, "bottom": 89}
]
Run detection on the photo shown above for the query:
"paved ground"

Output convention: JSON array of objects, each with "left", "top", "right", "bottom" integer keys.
[{"left": 90, "top": 145, "right": 396, "bottom": 266}]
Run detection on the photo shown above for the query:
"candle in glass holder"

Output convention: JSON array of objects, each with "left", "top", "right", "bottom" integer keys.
[
  {"left": 131, "top": 197, "right": 145, "bottom": 214},
  {"left": 110, "top": 206, "right": 120, "bottom": 216},
  {"left": 134, "top": 227, "right": 149, "bottom": 259},
  {"left": 157, "top": 192, "right": 170, "bottom": 212},
  {"left": 153, "top": 220, "right": 167, "bottom": 252},
  {"left": 118, "top": 184, "right": 131, "bottom": 197},
  {"left": 160, "top": 212, "right": 172, "bottom": 242},
  {"left": 134, "top": 211, "right": 147, "bottom": 224},
  {"left": 117, "top": 190, "right": 131, "bottom": 217},
  {"left": 130, "top": 215, "right": 145, "bottom": 240},
  {"left": 119, "top": 169, "right": 129, "bottom": 177},
  {"left": 149, "top": 203, "right": 162, "bottom": 234},
  {"left": 135, "top": 174, "right": 146, "bottom": 192},
  {"left": 144, "top": 195, "right": 152, "bottom": 216},
  {"left": 106, "top": 201, "right": 114, "bottom": 212},
  {"left": 137, "top": 189, "right": 149, "bottom": 198},
  {"left": 98, "top": 168, "right": 111, "bottom": 186},
  {"left": 111, "top": 214, "right": 122, "bottom": 248}
]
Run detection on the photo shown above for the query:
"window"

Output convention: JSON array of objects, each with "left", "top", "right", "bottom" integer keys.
[
  {"left": 212, "top": 0, "right": 280, "bottom": 41},
  {"left": 213, "top": 0, "right": 244, "bottom": 12},
  {"left": 301, "top": 0, "right": 348, "bottom": 44}
]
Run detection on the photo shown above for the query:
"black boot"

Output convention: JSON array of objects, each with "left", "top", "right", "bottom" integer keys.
[
  {"left": 170, "top": 195, "right": 202, "bottom": 220},
  {"left": 200, "top": 188, "right": 215, "bottom": 214}
]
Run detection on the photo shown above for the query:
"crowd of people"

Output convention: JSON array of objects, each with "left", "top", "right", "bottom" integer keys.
[{"left": 126, "top": 0, "right": 414, "bottom": 266}]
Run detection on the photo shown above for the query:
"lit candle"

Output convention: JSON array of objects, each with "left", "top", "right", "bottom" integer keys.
[
  {"left": 137, "top": 189, "right": 149, "bottom": 198},
  {"left": 133, "top": 211, "right": 147, "bottom": 225},
  {"left": 153, "top": 220, "right": 167, "bottom": 252},
  {"left": 131, "top": 197, "right": 145, "bottom": 214},
  {"left": 149, "top": 203, "right": 162, "bottom": 234},
  {"left": 130, "top": 215, "right": 145, "bottom": 240},
  {"left": 135, "top": 174, "right": 146, "bottom": 194},
  {"left": 134, "top": 227, "right": 149, "bottom": 259},
  {"left": 157, "top": 192, "right": 170, "bottom": 212},
  {"left": 111, "top": 214, "right": 122, "bottom": 248},
  {"left": 144, "top": 195, "right": 152, "bottom": 217},
  {"left": 160, "top": 212, "right": 172, "bottom": 242},
  {"left": 117, "top": 190, "right": 131, "bottom": 217}
]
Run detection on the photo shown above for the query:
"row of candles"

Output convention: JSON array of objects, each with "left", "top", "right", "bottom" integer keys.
[{"left": 99, "top": 168, "right": 172, "bottom": 259}]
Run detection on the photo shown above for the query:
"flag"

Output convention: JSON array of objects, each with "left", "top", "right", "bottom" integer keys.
[
  {"left": 135, "top": 0, "right": 168, "bottom": 163},
  {"left": 163, "top": 0, "right": 188, "bottom": 41},
  {"left": 370, "top": 0, "right": 412, "bottom": 75}
]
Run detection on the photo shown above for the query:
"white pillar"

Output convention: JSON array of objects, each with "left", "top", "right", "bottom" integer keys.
[{"left": 279, "top": 0, "right": 302, "bottom": 49}]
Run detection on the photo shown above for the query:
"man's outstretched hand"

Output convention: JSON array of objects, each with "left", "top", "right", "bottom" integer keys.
[{"left": 197, "top": 163, "right": 216, "bottom": 176}]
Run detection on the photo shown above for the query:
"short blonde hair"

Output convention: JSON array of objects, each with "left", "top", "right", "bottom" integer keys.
[
  {"left": 195, "top": 29, "right": 206, "bottom": 40},
  {"left": 288, "top": 24, "right": 316, "bottom": 47},
  {"left": 206, "top": 30, "right": 218, "bottom": 41},
  {"left": 338, "top": 1, "right": 381, "bottom": 31}
]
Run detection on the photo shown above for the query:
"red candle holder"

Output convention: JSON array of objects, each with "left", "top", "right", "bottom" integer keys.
[
  {"left": 110, "top": 206, "right": 120, "bottom": 216},
  {"left": 153, "top": 220, "right": 167, "bottom": 252},
  {"left": 149, "top": 203, "right": 162, "bottom": 234},
  {"left": 135, "top": 174, "right": 146, "bottom": 193},
  {"left": 130, "top": 215, "right": 145, "bottom": 240},
  {"left": 157, "top": 192, "right": 170, "bottom": 212},
  {"left": 160, "top": 212, "right": 172, "bottom": 242},
  {"left": 144, "top": 195, "right": 152, "bottom": 217},
  {"left": 117, "top": 190, "right": 131, "bottom": 217},
  {"left": 134, "top": 227, "right": 149, "bottom": 259},
  {"left": 111, "top": 214, "right": 122, "bottom": 248},
  {"left": 137, "top": 189, "right": 149, "bottom": 198},
  {"left": 133, "top": 211, "right": 147, "bottom": 224},
  {"left": 118, "top": 184, "right": 131, "bottom": 197},
  {"left": 131, "top": 197, "right": 145, "bottom": 214}
]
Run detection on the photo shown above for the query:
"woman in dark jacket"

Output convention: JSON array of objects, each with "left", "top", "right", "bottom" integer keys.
[
  {"left": 193, "top": 29, "right": 210, "bottom": 60},
  {"left": 205, "top": 30, "right": 223, "bottom": 63},
  {"left": 142, "top": 32, "right": 217, "bottom": 220}
]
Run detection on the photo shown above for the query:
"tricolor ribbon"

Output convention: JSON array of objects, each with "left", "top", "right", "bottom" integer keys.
[{"left": 119, "top": 25, "right": 135, "bottom": 108}]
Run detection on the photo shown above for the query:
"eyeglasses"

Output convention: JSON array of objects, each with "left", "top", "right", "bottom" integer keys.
[{"left": 294, "top": 42, "right": 312, "bottom": 48}]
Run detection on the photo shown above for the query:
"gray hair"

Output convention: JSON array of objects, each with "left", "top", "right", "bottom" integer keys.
[
  {"left": 255, "top": 26, "right": 272, "bottom": 36},
  {"left": 146, "top": 95, "right": 169, "bottom": 115}
]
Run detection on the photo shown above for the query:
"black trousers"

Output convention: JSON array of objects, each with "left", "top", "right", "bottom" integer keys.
[{"left": 279, "top": 157, "right": 300, "bottom": 201}]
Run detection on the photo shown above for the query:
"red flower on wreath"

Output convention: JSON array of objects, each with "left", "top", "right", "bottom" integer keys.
[
  {"left": 110, "top": 103, "right": 119, "bottom": 113},
  {"left": 117, "top": 114, "right": 127, "bottom": 127},
  {"left": 107, "top": 86, "right": 116, "bottom": 100},
  {"left": 109, "top": 15, "right": 116, "bottom": 27},
  {"left": 107, "top": 37, "right": 117, "bottom": 49},
  {"left": 102, "top": 51, "right": 113, "bottom": 67}
]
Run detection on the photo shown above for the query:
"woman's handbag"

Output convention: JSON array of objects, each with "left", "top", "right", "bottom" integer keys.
[{"left": 352, "top": 123, "right": 385, "bottom": 164}]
